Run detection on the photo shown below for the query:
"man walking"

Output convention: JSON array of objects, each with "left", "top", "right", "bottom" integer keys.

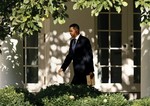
[{"left": 58, "top": 23, "right": 94, "bottom": 85}]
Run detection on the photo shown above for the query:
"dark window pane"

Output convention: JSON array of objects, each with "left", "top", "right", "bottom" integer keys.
[
  {"left": 102, "top": 67, "right": 109, "bottom": 83},
  {"left": 134, "top": 50, "right": 141, "bottom": 65},
  {"left": 111, "top": 50, "right": 122, "bottom": 65},
  {"left": 134, "top": 1, "right": 140, "bottom": 13},
  {"left": 27, "top": 67, "right": 38, "bottom": 83},
  {"left": 23, "top": 67, "right": 25, "bottom": 83},
  {"left": 101, "top": 9, "right": 109, "bottom": 12},
  {"left": 110, "top": 7, "right": 117, "bottom": 12},
  {"left": 111, "top": 67, "right": 122, "bottom": 83},
  {"left": 134, "top": 14, "right": 141, "bottom": 30},
  {"left": 134, "top": 67, "right": 141, "bottom": 83},
  {"left": 27, "top": 34, "right": 38, "bottom": 47},
  {"left": 134, "top": 7, "right": 140, "bottom": 13},
  {"left": 27, "top": 49, "right": 38, "bottom": 65},
  {"left": 134, "top": 32, "right": 141, "bottom": 48},
  {"left": 23, "top": 36, "right": 25, "bottom": 47},
  {"left": 98, "top": 14, "right": 109, "bottom": 30},
  {"left": 98, "top": 32, "right": 109, "bottom": 48},
  {"left": 111, "top": 32, "right": 122, "bottom": 47},
  {"left": 23, "top": 49, "right": 25, "bottom": 65},
  {"left": 111, "top": 14, "right": 121, "bottom": 30},
  {"left": 99, "top": 49, "right": 109, "bottom": 65}
]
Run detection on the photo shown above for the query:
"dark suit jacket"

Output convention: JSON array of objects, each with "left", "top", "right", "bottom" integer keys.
[{"left": 61, "top": 35, "right": 94, "bottom": 84}]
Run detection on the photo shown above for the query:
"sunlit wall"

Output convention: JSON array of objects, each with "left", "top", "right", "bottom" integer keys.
[
  {"left": 0, "top": 36, "right": 23, "bottom": 88},
  {"left": 141, "top": 26, "right": 150, "bottom": 98}
]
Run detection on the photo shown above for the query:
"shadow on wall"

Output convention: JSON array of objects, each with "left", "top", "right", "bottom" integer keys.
[{"left": 0, "top": 35, "right": 23, "bottom": 88}]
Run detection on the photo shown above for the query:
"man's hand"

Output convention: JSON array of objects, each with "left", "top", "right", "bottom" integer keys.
[
  {"left": 86, "top": 72, "right": 95, "bottom": 86},
  {"left": 89, "top": 72, "right": 94, "bottom": 79},
  {"left": 58, "top": 68, "right": 64, "bottom": 77}
]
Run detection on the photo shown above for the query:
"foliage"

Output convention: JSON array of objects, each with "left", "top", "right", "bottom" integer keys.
[
  {"left": 10, "top": 0, "right": 69, "bottom": 38},
  {"left": 42, "top": 94, "right": 129, "bottom": 106},
  {"left": 71, "top": 93, "right": 129, "bottom": 106},
  {"left": 0, "top": 0, "right": 128, "bottom": 40},
  {"left": 32, "top": 84, "right": 101, "bottom": 105},
  {"left": 1, "top": 85, "right": 150, "bottom": 106},
  {"left": 135, "top": 0, "right": 150, "bottom": 26},
  {"left": 130, "top": 97, "right": 150, "bottom": 106},
  {"left": 34, "top": 84, "right": 128, "bottom": 106},
  {"left": 0, "top": 0, "right": 20, "bottom": 40},
  {"left": 0, "top": 0, "right": 150, "bottom": 40},
  {"left": 72, "top": 0, "right": 128, "bottom": 16},
  {"left": 0, "top": 0, "right": 69, "bottom": 40},
  {"left": 42, "top": 95, "right": 75, "bottom": 106},
  {"left": 0, "top": 86, "right": 31, "bottom": 106}
]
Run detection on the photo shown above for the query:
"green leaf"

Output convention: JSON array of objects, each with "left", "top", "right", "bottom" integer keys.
[
  {"left": 107, "top": 0, "right": 113, "bottom": 7},
  {"left": 31, "top": 0, "right": 35, "bottom": 7},
  {"left": 33, "top": 25, "right": 39, "bottom": 31},
  {"left": 147, "top": 22, "right": 150, "bottom": 26},
  {"left": 33, "top": 15, "right": 40, "bottom": 21},
  {"left": 135, "top": 1, "right": 140, "bottom": 8},
  {"left": 58, "top": 18, "right": 65, "bottom": 24},
  {"left": 95, "top": 12, "right": 99, "bottom": 17},
  {"left": 38, "top": 22, "right": 43, "bottom": 28},
  {"left": 91, "top": 10, "right": 96, "bottom": 16},
  {"left": 122, "top": 1, "right": 128, "bottom": 7},
  {"left": 9, "top": 16, "right": 13, "bottom": 21},
  {"left": 53, "top": 19, "right": 58, "bottom": 24},
  {"left": 22, "top": 17, "right": 28, "bottom": 22},
  {"left": 28, "top": 29, "right": 33, "bottom": 35},
  {"left": 12, "top": 20, "right": 18, "bottom": 26},
  {"left": 115, "top": 6, "right": 121, "bottom": 13},
  {"left": 20, "top": 23, "right": 25, "bottom": 30},
  {"left": 96, "top": 4, "right": 103, "bottom": 14},
  {"left": 18, "top": 33, "right": 23, "bottom": 38},
  {"left": 24, "top": 0, "right": 29, "bottom": 4}
]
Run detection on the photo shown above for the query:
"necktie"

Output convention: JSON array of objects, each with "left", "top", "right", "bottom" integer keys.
[{"left": 72, "top": 39, "right": 76, "bottom": 51}]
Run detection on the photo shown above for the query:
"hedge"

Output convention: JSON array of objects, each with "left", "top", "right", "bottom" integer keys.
[{"left": 0, "top": 84, "right": 149, "bottom": 106}]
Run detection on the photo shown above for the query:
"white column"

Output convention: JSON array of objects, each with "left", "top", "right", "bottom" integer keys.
[
  {"left": 0, "top": 36, "right": 23, "bottom": 88},
  {"left": 141, "top": 26, "right": 150, "bottom": 97}
]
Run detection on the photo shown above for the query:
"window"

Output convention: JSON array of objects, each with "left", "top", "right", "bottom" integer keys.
[{"left": 23, "top": 34, "right": 38, "bottom": 83}]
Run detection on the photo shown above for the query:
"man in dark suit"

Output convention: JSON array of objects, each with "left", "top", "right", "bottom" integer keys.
[{"left": 58, "top": 23, "right": 94, "bottom": 85}]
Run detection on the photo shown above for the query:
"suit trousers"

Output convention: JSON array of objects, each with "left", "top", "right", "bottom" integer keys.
[{"left": 71, "top": 71, "right": 87, "bottom": 85}]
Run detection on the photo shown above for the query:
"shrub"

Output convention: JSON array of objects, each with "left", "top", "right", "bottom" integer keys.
[
  {"left": 41, "top": 93, "right": 129, "bottom": 106},
  {"left": 34, "top": 84, "right": 101, "bottom": 106},
  {"left": 35, "top": 84, "right": 129, "bottom": 106},
  {"left": 131, "top": 97, "right": 150, "bottom": 106},
  {"left": 96, "top": 93, "right": 129, "bottom": 106},
  {"left": 64, "top": 93, "right": 129, "bottom": 106},
  {"left": 2, "top": 84, "right": 150, "bottom": 106},
  {"left": 0, "top": 86, "right": 31, "bottom": 106},
  {"left": 42, "top": 95, "right": 75, "bottom": 106}
]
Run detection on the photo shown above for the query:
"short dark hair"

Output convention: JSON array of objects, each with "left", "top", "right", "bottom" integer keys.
[{"left": 69, "top": 23, "right": 80, "bottom": 31}]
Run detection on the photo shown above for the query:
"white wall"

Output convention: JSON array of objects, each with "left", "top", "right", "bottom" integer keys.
[
  {"left": 141, "top": 26, "right": 150, "bottom": 98},
  {"left": 0, "top": 36, "right": 23, "bottom": 88}
]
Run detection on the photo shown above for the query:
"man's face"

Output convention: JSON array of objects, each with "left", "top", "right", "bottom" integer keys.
[{"left": 69, "top": 27, "right": 78, "bottom": 38}]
